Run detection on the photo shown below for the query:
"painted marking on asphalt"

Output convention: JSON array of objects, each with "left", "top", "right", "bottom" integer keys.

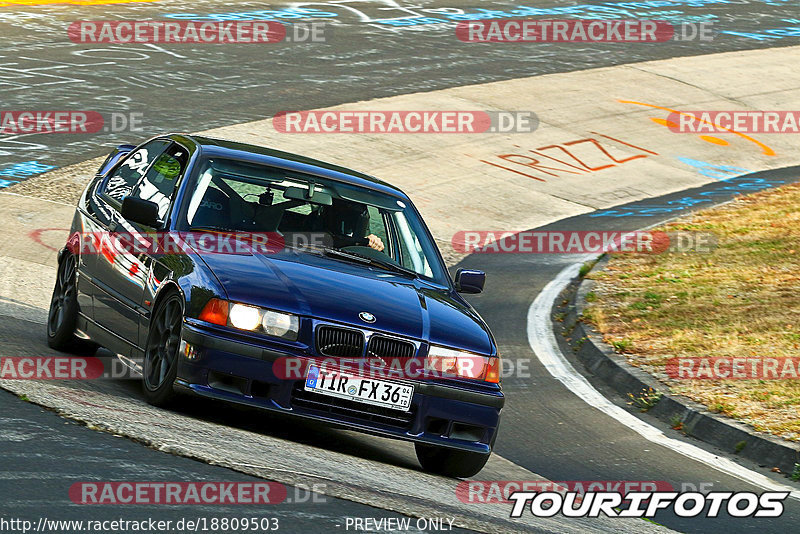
[{"left": 527, "top": 261, "right": 800, "bottom": 501}]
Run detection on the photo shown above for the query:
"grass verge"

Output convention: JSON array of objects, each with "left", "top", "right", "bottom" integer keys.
[{"left": 585, "top": 181, "right": 800, "bottom": 441}]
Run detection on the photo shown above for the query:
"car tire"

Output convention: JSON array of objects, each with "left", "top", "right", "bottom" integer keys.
[
  {"left": 142, "top": 291, "right": 183, "bottom": 407},
  {"left": 414, "top": 443, "right": 491, "bottom": 478},
  {"left": 47, "top": 254, "right": 98, "bottom": 354}
]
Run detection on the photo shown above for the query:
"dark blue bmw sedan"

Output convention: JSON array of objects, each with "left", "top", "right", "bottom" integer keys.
[{"left": 48, "top": 133, "right": 503, "bottom": 477}]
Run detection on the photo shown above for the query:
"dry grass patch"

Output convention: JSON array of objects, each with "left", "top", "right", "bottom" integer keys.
[{"left": 586, "top": 181, "right": 800, "bottom": 441}]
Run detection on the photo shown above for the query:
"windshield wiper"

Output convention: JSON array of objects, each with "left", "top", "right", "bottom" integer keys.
[
  {"left": 322, "top": 248, "right": 372, "bottom": 264},
  {"left": 320, "top": 248, "right": 418, "bottom": 278},
  {"left": 362, "top": 256, "right": 419, "bottom": 278}
]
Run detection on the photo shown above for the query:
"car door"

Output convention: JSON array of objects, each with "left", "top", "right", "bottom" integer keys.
[
  {"left": 76, "top": 176, "right": 107, "bottom": 321},
  {"left": 126, "top": 142, "right": 190, "bottom": 351},
  {"left": 86, "top": 139, "right": 171, "bottom": 354}
]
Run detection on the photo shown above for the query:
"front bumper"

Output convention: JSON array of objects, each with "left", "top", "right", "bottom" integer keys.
[{"left": 177, "top": 322, "right": 504, "bottom": 454}]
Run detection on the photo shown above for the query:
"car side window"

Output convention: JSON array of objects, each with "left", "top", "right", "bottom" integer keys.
[
  {"left": 391, "top": 211, "right": 433, "bottom": 277},
  {"left": 367, "top": 205, "right": 390, "bottom": 247},
  {"left": 129, "top": 143, "right": 189, "bottom": 221},
  {"left": 102, "top": 139, "right": 170, "bottom": 203}
]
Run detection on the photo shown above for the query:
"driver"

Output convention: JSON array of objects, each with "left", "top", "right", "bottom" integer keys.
[{"left": 322, "top": 199, "right": 384, "bottom": 252}]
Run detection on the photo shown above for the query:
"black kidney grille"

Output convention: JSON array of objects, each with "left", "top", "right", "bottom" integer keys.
[
  {"left": 367, "top": 335, "right": 416, "bottom": 361},
  {"left": 316, "top": 326, "right": 364, "bottom": 358}
]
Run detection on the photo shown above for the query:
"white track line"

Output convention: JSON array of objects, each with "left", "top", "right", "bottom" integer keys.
[{"left": 527, "top": 262, "right": 800, "bottom": 501}]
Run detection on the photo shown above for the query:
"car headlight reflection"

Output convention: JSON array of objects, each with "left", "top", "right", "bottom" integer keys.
[{"left": 426, "top": 345, "right": 500, "bottom": 383}]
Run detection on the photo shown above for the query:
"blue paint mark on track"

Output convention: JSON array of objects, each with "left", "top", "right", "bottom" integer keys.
[{"left": 0, "top": 161, "right": 57, "bottom": 187}]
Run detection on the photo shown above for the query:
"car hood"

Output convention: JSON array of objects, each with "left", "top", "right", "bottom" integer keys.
[{"left": 196, "top": 251, "right": 494, "bottom": 355}]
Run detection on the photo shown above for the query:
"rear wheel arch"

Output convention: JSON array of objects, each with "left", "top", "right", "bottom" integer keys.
[{"left": 47, "top": 252, "right": 97, "bottom": 354}]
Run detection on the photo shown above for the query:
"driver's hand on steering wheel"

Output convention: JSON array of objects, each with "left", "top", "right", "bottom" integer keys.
[{"left": 367, "top": 234, "right": 384, "bottom": 252}]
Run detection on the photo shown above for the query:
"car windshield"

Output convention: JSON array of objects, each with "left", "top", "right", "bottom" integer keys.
[{"left": 183, "top": 157, "right": 448, "bottom": 285}]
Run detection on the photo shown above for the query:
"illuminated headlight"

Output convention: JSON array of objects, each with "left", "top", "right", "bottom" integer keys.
[
  {"left": 229, "top": 303, "right": 261, "bottom": 330},
  {"left": 262, "top": 310, "right": 299, "bottom": 340},
  {"left": 426, "top": 345, "right": 500, "bottom": 383},
  {"left": 221, "top": 301, "right": 300, "bottom": 341}
]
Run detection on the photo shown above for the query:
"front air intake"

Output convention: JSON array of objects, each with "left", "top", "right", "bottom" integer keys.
[
  {"left": 316, "top": 326, "right": 365, "bottom": 358},
  {"left": 367, "top": 335, "right": 416, "bottom": 361}
]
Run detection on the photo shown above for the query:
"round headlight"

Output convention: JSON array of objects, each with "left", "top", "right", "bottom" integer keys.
[
  {"left": 262, "top": 310, "right": 299, "bottom": 339},
  {"left": 229, "top": 303, "right": 261, "bottom": 331}
]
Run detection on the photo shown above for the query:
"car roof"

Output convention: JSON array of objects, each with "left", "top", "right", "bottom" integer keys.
[{"left": 166, "top": 133, "right": 410, "bottom": 200}]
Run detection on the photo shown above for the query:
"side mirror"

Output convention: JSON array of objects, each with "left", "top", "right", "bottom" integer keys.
[
  {"left": 455, "top": 268, "right": 485, "bottom": 294},
  {"left": 121, "top": 196, "right": 160, "bottom": 228}
]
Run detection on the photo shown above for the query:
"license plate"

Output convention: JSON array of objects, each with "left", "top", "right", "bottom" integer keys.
[{"left": 304, "top": 365, "right": 414, "bottom": 411}]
